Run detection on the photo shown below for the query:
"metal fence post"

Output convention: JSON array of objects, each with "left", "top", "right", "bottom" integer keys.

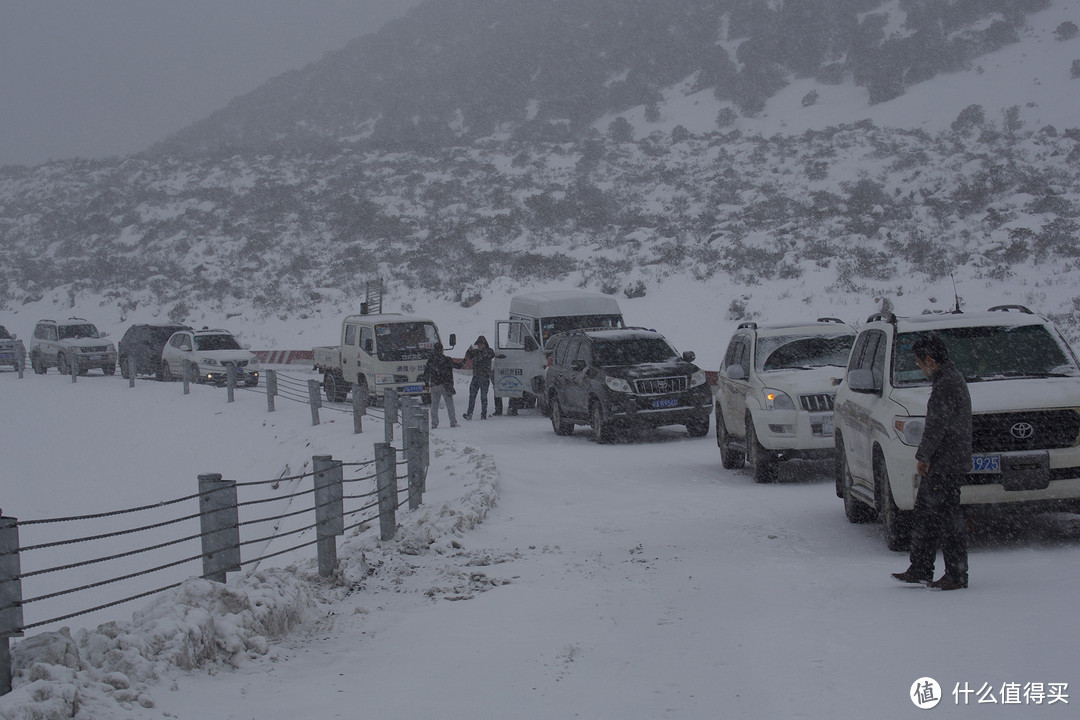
[
  {"left": 375, "top": 443, "right": 397, "bottom": 541},
  {"left": 307, "top": 380, "right": 321, "bottom": 426},
  {"left": 70, "top": 353, "right": 78, "bottom": 383},
  {"left": 419, "top": 408, "right": 430, "bottom": 493},
  {"left": 198, "top": 474, "right": 241, "bottom": 583},
  {"left": 226, "top": 365, "right": 236, "bottom": 403},
  {"left": 352, "top": 383, "right": 366, "bottom": 434},
  {"left": 406, "top": 426, "right": 423, "bottom": 510},
  {"left": 183, "top": 360, "right": 192, "bottom": 395},
  {"left": 16, "top": 344, "right": 25, "bottom": 380},
  {"left": 312, "top": 455, "right": 344, "bottom": 578},
  {"left": 384, "top": 388, "right": 398, "bottom": 443},
  {"left": 127, "top": 355, "right": 136, "bottom": 388},
  {"left": 1, "top": 516, "right": 24, "bottom": 697},
  {"left": 266, "top": 370, "right": 277, "bottom": 412}
]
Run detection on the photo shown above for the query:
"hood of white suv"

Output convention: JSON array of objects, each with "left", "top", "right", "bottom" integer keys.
[
  {"left": 890, "top": 376, "right": 1080, "bottom": 416},
  {"left": 192, "top": 348, "right": 258, "bottom": 366},
  {"left": 757, "top": 365, "right": 844, "bottom": 393}
]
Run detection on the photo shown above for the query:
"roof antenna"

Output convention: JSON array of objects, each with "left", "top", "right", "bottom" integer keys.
[{"left": 951, "top": 273, "right": 962, "bottom": 314}]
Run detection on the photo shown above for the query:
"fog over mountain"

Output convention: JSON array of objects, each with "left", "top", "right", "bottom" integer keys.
[{"left": 1, "top": 0, "right": 1079, "bottom": 347}]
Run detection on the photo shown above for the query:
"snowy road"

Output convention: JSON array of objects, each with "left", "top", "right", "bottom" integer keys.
[{"left": 4, "top": 374, "right": 1080, "bottom": 719}]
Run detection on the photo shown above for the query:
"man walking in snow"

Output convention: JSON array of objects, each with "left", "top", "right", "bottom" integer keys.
[{"left": 892, "top": 331, "right": 972, "bottom": 590}]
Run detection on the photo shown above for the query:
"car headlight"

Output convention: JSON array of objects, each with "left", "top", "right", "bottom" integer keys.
[
  {"left": 894, "top": 417, "right": 925, "bottom": 446},
  {"left": 690, "top": 370, "right": 707, "bottom": 387},
  {"left": 374, "top": 373, "right": 395, "bottom": 385},
  {"left": 763, "top": 388, "right": 796, "bottom": 411},
  {"left": 605, "top": 376, "right": 633, "bottom": 393}
]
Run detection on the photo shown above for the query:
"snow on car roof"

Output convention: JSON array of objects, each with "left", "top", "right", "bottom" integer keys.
[{"left": 881, "top": 309, "right": 1048, "bottom": 331}]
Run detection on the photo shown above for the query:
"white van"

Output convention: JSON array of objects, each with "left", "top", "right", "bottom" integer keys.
[{"left": 492, "top": 291, "right": 624, "bottom": 413}]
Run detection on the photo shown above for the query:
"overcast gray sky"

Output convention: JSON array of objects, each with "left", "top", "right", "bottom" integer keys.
[{"left": 0, "top": 0, "right": 422, "bottom": 167}]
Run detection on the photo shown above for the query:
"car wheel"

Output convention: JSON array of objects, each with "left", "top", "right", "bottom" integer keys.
[
  {"left": 102, "top": 364, "right": 115, "bottom": 376},
  {"left": 31, "top": 353, "right": 46, "bottom": 374},
  {"left": 686, "top": 415, "right": 710, "bottom": 438},
  {"left": 834, "top": 433, "right": 846, "bottom": 498},
  {"left": 323, "top": 370, "right": 348, "bottom": 402},
  {"left": 57, "top": 353, "right": 69, "bottom": 375},
  {"left": 550, "top": 397, "right": 573, "bottom": 436},
  {"left": 876, "top": 455, "right": 912, "bottom": 551},
  {"left": 590, "top": 400, "right": 613, "bottom": 444},
  {"left": 716, "top": 407, "right": 745, "bottom": 469},
  {"left": 155, "top": 362, "right": 166, "bottom": 382},
  {"left": 160, "top": 361, "right": 173, "bottom": 382},
  {"left": 842, "top": 445, "right": 875, "bottom": 523},
  {"left": 120, "top": 357, "right": 130, "bottom": 379},
  {"left": 747, "top": 414, "right": 778, "bottom": 483}
]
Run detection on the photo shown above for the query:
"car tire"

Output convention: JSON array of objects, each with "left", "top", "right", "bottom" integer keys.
[
  {"left": 102, "top": 364, "right": 115, "bottom": 376},
  {"left": 590, "top": 400, "right": 613, "bottom": 444},
  {"left": 716, "top": 407, "right": 745, "bottom": 469},
  {"left": 31, "top": 353, "right": 46, "bottom": 375},
  {"left": 686, "top": 415, "right": 710, "bottom": 438},
  {"left": 747, "top": 414, "right": 778, "bottom": 483},
  {"left": 161, "top": 361, "right": 173, "bottom": 382},
  {"left": 120, "top": 357, "right": 130, "bottom": 379},
  {"left": 876, "top": 455, "right": 912, "bottom": 551},
  {"left": 550, "top": 397, "right": 573, "bottom": 436},
  {"left": 842, "top": 444, "right": 875, "bottom": 523},
  {"left": 323, "top": 369, "right": 348, "bottom": 403},
  {"left": 834, "top": 432, "right": 846, "bottom": 498},
  {"left": 57, "top": 353, "right": 69, "bottom": 376},
  {"left": 155, "top": 363, "right": 166, "bottom": 382}
]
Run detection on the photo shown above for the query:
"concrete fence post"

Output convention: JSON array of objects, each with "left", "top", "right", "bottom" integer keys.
[
  {"left": 384, "top": 388, "right": 398, "bottom": 444},
  {"left": 374, "top": 443, "right": 397, "bottom": 541},
  {"left": 226, "top": 365, "right": 236, "bottom": 403},
  {"left": 307, "top": 380, "right": 321, "bottom": 426},
  {"left": 312, "top": 455, "right": 344, "bottom": 578},
  {"left": 406, "top": 426, "right": 423, "bottom": 510},
  {"left": 266, "top": 370, "right": 277, "bottom": 412},
  {"left": 352, "top": 383, "right": 366, "bottom": 434},
  {"left": 419, "top": 408, "right": 430, "bottom": 493},
  {"left": 127, "top": 355, "right": 137, "bottom": 388},
  {"left": 183, "top": 360, "right": 192, "bottom": 395},
  {"left": 1, "top": 516, "right": 24, "bottom": 697},
  {"left": 70, "top": 353, "right": 78, "bottom": 383},
  {"left": 198, "top": 474, "right": 241, "bottom": 583}
]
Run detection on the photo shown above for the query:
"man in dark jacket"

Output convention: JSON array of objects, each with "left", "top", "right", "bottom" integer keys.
[
  {"left": 421, "top": 343, "right": 461, "bottom": 428},
  {"left": 893, "top": 331, "right": 973, "bottom": 590},
  {"left": 463, "top": 335, "right": 495, "bottom": 420}
]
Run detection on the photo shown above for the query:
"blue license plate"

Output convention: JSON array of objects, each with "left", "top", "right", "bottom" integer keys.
[
  {"left": 970, "top": 454, "right": 1001, "bottom": 474},
  {"left": 402, "top": 384, "right": 424, "bottom": 393},
  {"left": 651, "top": 397, "right": 679, "bottom": 409}
]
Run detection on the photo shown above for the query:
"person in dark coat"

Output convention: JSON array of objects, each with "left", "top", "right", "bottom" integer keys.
[
  {"left": 463, "top": 335, "right": 495, "bottom": 420},
  {"left": 421, "top": 342, "right": 461, "bottom": 428},
  {"left": 893, "top": 331, "right": 973, "bottom": 590}
]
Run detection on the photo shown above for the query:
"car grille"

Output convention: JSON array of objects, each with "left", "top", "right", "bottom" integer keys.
[
  {"left": 971, "top": 410, "right": 1080, "bottom": 452},
  {"left": 221, "top": 360, "right": 249, "bottom": 370},
  {"left": 633, "top": 376, "right": 688, "bottom": 395},
  {"left": 81, "top": 346, "right": 109, "bottom": 353},
  {"left": 799, "top": 393, "right": 835, "bottom": 412}
]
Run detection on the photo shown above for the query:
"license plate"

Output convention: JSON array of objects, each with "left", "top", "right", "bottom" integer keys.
[
  {"left": 651, "top": 397, "right": 679, "bottom": 409},
  {"left": 0, "top": 353, "right": 12, "bottom": 360},
  {"left": 401, "top": 384, "right": 424, "bottom": 393},
  {"left": 970, "top": 454, "right": 1001, "bottom": 474},
  {"left": 498, "top": 368, "right": 523, "bottom": 375},
  {"left": 821, "top": 417, "right": 835, "bottom": 436}
]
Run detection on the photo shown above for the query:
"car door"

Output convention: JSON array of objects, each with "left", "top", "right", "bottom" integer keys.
[
  {"left": 546, "top": 338, "right": 573, "bottom": 411},
  {"left": 564, "top": 339, "right": 594, "bottom": 418},
  {"left": 841, "top": 329, "right": 887, "bottom": 485},
  {"left": 718, "top": 334, "right": 752, "bottom": 438},
  {"left": 492, "top": 320, "right": 543, "bottom": 399}
]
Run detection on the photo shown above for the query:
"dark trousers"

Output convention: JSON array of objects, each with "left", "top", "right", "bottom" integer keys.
[
  {"left": 466, "top": 374, "right": 491, "bottom": 417},
  {"left": 909, "top": 476, "right": 968, "bottom": 582}
]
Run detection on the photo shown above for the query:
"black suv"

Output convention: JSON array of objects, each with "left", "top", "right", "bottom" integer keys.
[
  {"left": 545, "top": 328, "right": 712, "bottom": 442},
  {"left": 118, "top": 323, "right": 192, "bottom": 379}
]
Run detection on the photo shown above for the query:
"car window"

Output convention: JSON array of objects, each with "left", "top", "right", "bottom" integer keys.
[
  {"left": 592, "top": 337, "right": 676, "bottom": 365},
  {"left": 552, "top": 339, "right": 570, "bottom": 367},
  {"left": 574, "top": 341, "right": 592, "bottom": 366},
  {"left": 0, "top": 327, "right": 11, "bottom": 340},
  {"left": 170, "top": 334, "right": 189, "bottom": 349},
  {"left": 737, "top": 338, "right": 750, "bottom": 374},
  {"left": 756, "top": 333, "right": 853, "bottom": 371},
  {"left": 194, "top": 334, "right": 242, "bottom": 352},
  {"left": 58, "top": 324, "right": 99, "bottom": 340},
  {"left": 359, "top": 326, "right": 374, "bottom": 354},
  {"left": 847, "top": 333, "right": 869, "bottom": 373},
  {"left": 722, "top": 335, "right": 743, "bottom": 370},
  {"left": 344, "top": 324, "right": 358, "bottom": 347},
  {"left": 868, "top": 331, "right": 887, "bottom": 387}
]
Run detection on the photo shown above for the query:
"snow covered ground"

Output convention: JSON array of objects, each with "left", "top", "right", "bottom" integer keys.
[{"left": 2, "top": 360, "right": 1080, "bottom": 719}]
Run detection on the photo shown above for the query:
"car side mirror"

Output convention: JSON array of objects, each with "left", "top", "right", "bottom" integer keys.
[
  {"left": 846, "top": 368, "right": 880, "bottom": 394},
  {"left": 9, "top": 333, "right": 15, "bottom": 340},
  {"left": 181, "top": 343, "right": 192, "bottom": 352},
  {"left": 682, "top": 350, "right": 696, "bottom": 362},
  {"left": 725, "top": 364, "right": 748, "bottom": 381},
  {"left": 447, "top": 333, "right": 456, "bottom": 349}
]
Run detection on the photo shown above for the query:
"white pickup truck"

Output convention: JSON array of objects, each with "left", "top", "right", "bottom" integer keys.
[{"left": 314, "top": 313, "right": 454, "bottom": 404}]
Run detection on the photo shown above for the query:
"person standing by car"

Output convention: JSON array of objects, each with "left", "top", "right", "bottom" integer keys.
[
  {"left": 421, "top": 342, "right": 460, "bottom": 429},
  {"left": 892, "top": 332, "right": 972, "bottom": 591},
  {"left": 463, "top": 335, "right": 495, "bottom": 420}
]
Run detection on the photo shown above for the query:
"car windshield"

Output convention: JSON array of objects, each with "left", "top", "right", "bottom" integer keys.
[
  {"left": 893, "top": 324, "right": 1080, "bottom": 386},
  {"left": 593, "top": 337, "right": 678, "bottom": 365},
  {"left": 0, "top": 327, "right": 11, "bottom": 340},
  {"left": 540, "top": 314, "right": 624, "bottom": 347},
  {"left": 194, "top": 334, "right": 242, "bottom": 351},
  {"left": 375, "top": 322, "right": 439, "bottom": 362},
  {"left": 58, "top": 324, "right": 99, "bottom": 340},
  {"left": 756, "top": 333, "right": 854, "bottom": 372}
]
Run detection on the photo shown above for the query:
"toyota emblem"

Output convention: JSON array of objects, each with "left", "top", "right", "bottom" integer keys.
[{"left": 1010, "top": 422, "right": 1035, "bottom": 439}]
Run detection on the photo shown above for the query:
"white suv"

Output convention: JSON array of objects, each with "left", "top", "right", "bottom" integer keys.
[
  {"left": 29, "top": 318, "right": 117, "bottom": 375},
  {"left": 161, "top": 328, "right": 260, "bottom": 386},
  {"left": 715, "top": 319, "right": 856, "bottom": 482},
  {"left": 834, "top": 306, "right": 1080, "bottom": 550}
]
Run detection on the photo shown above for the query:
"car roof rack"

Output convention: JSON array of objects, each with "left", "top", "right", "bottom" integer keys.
[
  {"left": 865, "top": 312, "right": 897, "bottom": 324},
  {"left": 816, "top": 317, "right": 844, "bottom": 324},
  {"left": 987, "top": 304, "right": 1033, "bottom": 314},
  {"left": 737, "top": 321, "right": 757, "bottom": 330}
]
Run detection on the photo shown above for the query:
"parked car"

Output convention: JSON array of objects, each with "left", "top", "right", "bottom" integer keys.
[
  {"left": 160, "top": 328, "right": 260, "bottom": 386},
  {"left": 118, "top": 323, "right": 192, "bottom": 380},
  {"left": 545, "top": 327, "right": 712, "bottom": 442},
  {"left": 833, "top": 305, "right": 1080, "bottom": 550},
  {"left": 29, "top": 318, "right": 117, "bottom": 375},
  {"left": 715, "top": 318, "right": 856, "bottom": 483},
  {"left": 0, "top": 325, "right": 25, "bottom": 370}
]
